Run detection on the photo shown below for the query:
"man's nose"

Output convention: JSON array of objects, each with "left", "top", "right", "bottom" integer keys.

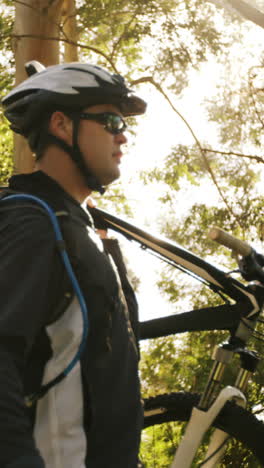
[{"left": 115, "top": 132, "right": 127, "bottom": 145}]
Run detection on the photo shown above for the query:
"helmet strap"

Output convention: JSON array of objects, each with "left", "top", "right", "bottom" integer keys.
[{"left": 46, "top": 115, "right": 105, "bottom": 194}]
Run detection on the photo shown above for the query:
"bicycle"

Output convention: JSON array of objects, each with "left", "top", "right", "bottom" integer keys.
[{"left": 91, "top": 207, "right": 264, "bottom": 467}]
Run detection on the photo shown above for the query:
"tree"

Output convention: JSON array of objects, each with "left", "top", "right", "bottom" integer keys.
[
  {"left": 11, "top": 0, "right": 79, "bottom": 173},
  {"left": 1, "top": 0, "right": 233, "bottom": 175}
]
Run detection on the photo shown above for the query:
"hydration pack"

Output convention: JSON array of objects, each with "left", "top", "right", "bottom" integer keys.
[{"left": 0, "top": 190, "right": 88, "bottom": 405}]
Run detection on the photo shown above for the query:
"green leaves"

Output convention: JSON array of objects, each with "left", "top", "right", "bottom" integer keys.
[
  {"left": 75, "top": 0, "right": 228, "bottom": 91},
  {"left": 0, "top": 112, "right": 13, "bottom": 185}
]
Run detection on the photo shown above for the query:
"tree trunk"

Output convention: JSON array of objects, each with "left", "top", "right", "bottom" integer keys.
[
  {"left": 209, "top": 0, "right": 264, "bottom": 29},
  {"left": 12, "top": 0, "right": 77, "bottom": 174},
  {"left": 228, "top": 0, "right": 264, "bottom": 29},
  {"left": 62, "top": 0, "right": 79, "bottom": 62}
]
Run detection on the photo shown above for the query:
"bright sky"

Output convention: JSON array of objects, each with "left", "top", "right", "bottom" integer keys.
[
  {"left": 112, "top": 13, "right": 264, "bottom": 322},
  {"left": 115, "top": 83, "right": 220, "bottom": 321}
]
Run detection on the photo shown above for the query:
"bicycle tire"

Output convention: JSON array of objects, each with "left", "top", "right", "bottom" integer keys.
[{"left": 143, "top": 392, "right": 264, "bottom": 464}]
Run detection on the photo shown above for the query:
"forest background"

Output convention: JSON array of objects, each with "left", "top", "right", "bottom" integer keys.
[{"left": 0, "top": 0, "right": 264, "bottom": 466}]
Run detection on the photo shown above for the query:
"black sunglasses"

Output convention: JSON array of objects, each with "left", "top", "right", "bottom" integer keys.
[{"left": 79, "top": 112, "right": 127, "bottom": 135}]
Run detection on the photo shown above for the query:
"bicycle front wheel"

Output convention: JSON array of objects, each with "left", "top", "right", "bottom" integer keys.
[{"left": 143, "top": 392, "right": 264, "bottom": 464}]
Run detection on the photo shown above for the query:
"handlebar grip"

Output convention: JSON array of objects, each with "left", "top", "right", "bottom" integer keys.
[{"left": 208, "top": 227, "right": 252, "bottom": 256}]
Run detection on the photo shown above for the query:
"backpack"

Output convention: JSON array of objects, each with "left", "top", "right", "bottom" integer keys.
[{"left": 0, "top": 190, "right": 88, "bottom": 405}]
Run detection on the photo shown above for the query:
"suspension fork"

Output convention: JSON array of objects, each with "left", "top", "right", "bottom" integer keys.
[
  {"left": 198, "top": 341, "right": 259, "bottom": 410},
  {"left": 170, "top": 343, "right": 260, "bottom": 468}
]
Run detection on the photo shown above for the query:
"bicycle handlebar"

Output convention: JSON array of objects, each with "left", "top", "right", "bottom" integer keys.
[{"left": 208, "top": 227, "right": 252, "bottom": 257}]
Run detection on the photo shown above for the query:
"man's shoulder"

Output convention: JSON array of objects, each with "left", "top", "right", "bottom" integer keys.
[
  {"left": 7, "top": 171, "right": 75, "bottom": 213},
  {"left": 0, "top": 181, "right": 92, "bottom": 254},
  {"left": 0, "top": 183, "right": 73, "bottom": 222},
  {"left": 0, "top": 191, "right": 62, "bottom": 249}
]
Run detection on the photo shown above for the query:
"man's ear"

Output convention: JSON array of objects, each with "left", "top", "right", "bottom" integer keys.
[{"left": 49, "top": 111, "right": 73, "bottom": 145}]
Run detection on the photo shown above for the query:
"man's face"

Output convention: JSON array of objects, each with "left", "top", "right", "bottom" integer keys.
[{"left": 77, "top": 104, "right": 128, "bottom": 187}]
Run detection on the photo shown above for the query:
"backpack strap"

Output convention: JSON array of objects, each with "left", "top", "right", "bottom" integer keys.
[{"left": 0, "top": 192, "right": 89, "bottom": 405}]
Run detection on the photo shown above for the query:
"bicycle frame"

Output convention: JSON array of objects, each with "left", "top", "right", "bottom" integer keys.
[
  {"left": 91, "top": 206, "right": 263, "bottom": 328},
  {"left": 91, "top": 206, "right": 264, "bottom": 467}
]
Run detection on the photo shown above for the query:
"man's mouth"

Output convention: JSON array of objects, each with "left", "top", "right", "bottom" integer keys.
[{"left": 113, "top": 151, "right": 123, "bottom": 161}]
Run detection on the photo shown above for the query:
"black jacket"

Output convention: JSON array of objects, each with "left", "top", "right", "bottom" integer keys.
[{"left": 0, "top": 171, "right": 142, "bottom": 468}]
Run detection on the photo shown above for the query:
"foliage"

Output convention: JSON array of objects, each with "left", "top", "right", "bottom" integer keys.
[
  {"left": 0, "top": 63, "right": 13, "bottom": 184},
  {"left": 140, "top": 422, "right": 183, "bottom": 468},
  {"left": 92, "top": 180, "right": 133, "bottom": 216},
  {"left": 0, "top": 3, "right": 14, "bottom": 54},
  {"left": 76, "top": 0, "right": 228, "bottom": 88},
  {"left": 0, "top": 114, "right": 13, "bottom": 185},
  {"left": 140, "top": 330, "right": 225, "bottom": 398},
  {"left": 0, "top": 2, "right": 15, "bottom": 182},
  {"left": 207, "top": 60, "right": 264, "bottom": 149}
]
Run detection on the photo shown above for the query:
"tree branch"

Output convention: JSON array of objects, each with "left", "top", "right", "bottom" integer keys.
[
  {"left": 202, "top": 148, "right": 264, "bottom": 164},
  {"left": 7, "top": 33, "right": 120, "bottom": 73},
  {"left": 110, "top": 15, "right": 136, "bottom": 62},
  {"left": 132, "top": 75, "right": 243, "bottom": 227}
]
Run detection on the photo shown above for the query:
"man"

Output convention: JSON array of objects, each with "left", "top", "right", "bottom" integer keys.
[{"left": 0, "top": 62, "right": 146, "bottom": 467}]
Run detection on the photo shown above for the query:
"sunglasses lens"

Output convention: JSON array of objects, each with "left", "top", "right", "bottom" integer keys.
[
  {"left": 79, "top": 112, "right": 126, "bottom": 134},
  {"left": 106, "top": 114, "right": 125, "bottom": 134}
]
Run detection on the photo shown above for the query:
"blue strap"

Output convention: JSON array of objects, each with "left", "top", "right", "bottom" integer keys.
[{"left": 2, "top": 194, "right": 89, "bottom": 404}]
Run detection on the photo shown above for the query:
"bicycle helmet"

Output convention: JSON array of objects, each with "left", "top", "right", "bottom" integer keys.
[{"left": 2, "top": 61, "right": 147, "bottom": 193}]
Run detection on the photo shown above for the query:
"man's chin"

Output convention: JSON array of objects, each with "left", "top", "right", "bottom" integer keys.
[{"left": 101, "top": 169, "right": 121, "bottom": 187}]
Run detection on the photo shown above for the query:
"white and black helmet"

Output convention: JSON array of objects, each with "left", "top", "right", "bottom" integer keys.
[
  {"left": 2, "top": 61, "right": 146, "bottom": 136},
  {"left": 2, "top": 61, "right": 146, "bottom": 193}
]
